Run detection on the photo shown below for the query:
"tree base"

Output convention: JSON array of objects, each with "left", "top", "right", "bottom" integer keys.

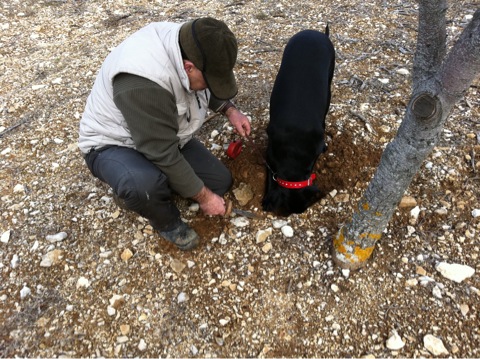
[{"left": 331, "top": 246, "right": 370, "bottom": 271}]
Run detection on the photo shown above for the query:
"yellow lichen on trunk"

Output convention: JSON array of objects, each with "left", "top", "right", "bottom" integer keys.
[{"left": 332, "top": 226, "right": 381, "bottom": 270}]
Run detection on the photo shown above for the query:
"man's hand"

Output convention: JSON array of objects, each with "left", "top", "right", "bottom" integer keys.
[
  {"left": 226, "top": 107, "right": 251, "bottom": 137},
  {"left": 191, "top": 186, "right": 226, "bottom": 216}
]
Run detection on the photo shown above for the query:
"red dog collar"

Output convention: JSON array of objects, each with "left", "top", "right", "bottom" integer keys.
[{"left": 275, "top": 173, "right": 316, "bottom": 189}]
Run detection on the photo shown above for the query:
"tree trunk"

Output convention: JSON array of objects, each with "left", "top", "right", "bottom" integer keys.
[{"left": 332, "top": 2, "right": 480, "bottom": 270}]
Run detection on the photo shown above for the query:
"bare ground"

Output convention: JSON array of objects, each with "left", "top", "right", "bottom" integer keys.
[{"left": 1, "top": 0, "right": 479, "bottom": 357}]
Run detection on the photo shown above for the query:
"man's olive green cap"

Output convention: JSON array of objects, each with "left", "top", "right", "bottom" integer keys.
[{"left": 180, "top": 17, "right": 238, "bottom": 100}]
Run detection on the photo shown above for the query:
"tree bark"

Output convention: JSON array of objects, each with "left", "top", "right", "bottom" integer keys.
[{"left": 332, "top": 3, "right": 480, "bottom": 270}]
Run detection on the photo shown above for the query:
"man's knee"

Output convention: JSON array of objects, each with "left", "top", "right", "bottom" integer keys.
[
  {"left": 116, "top": 171, "right": 170, "bottom": 210},
  {"left": 213, "top": 167, "right": 233, "bottom": 196}
]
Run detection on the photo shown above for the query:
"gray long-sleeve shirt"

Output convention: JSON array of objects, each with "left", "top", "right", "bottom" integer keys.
[{"left": 112, "top": 73, "right": 226, "bottom": 198}]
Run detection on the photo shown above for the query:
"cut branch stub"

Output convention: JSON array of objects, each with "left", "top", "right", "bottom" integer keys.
[{"left": 411, "top": 93, "right": 437, "bottom": 119}]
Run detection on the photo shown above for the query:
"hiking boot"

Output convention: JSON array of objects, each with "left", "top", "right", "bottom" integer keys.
[
  {"left": 112, "top": 192, "right": 128, "bottom": 210},
  {"left": 159, "top": 221, "right": 199, "bottom": 251}
]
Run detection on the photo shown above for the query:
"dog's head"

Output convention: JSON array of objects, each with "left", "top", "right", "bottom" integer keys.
[{"left": 262, "top": 183, "right": 322, "bottom": 217}]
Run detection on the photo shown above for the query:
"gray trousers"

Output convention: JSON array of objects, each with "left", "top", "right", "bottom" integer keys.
[{"left": 84, "top": 139, "right": 232, "bottom": 231}]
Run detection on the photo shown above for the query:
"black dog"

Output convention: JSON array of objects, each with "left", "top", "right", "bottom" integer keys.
[{"left": 262, "top": 28, "right": 335, "bottom": 216}]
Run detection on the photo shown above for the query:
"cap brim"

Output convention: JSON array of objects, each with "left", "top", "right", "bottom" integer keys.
[{"left": 204, "top": 70, "right": 238, "bottom": 100}]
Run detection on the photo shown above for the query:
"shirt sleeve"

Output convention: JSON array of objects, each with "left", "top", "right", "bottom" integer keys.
[
  {"left": 112, "top": 73, "right": 203, "bottom": 198},
  {"left": 209, "top": 93, "right": 235, "bottom": 114}
]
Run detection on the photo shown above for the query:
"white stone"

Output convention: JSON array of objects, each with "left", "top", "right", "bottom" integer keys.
[
  {"left": 76, "top": 276, "right": 91, "bottom": 289},
  {"left": 231, "top": 217, "right": 249, "bottom": 227},
  {"left": 219, "top": 318, "right": 230, "bottom": 326},
  {"left": 281, "top": 225, "right": 294, "bottom": 237},
  {"left": 406, "top": 226, "right": 415, "bottom": 236},
  {"left": 190, "top": 344, "right": 198, "bottom": 355},
  {"left": 117, "top": 336, "right": 128, "bottom": 343},
  {"left": 211, "top": 129, "right": 219, "bottom": 138},
  {"left": 20, "top": 286, "right": 31, "bottom": 299},
  {"left": 177, "top": 292, "right": 188, "bottom": 303},
  {"left": 436, "top": 262, "right": 475, "bottom": 283},
  {"left": 396, "top": 68, "right": 410, "bottom": 75},
  {"left": 138, "top": 339, "right": 147, "bottom": 351},
  {"left": 410, "top": 206, "right": 420, "bottom": 220},
  {"left": 107, "top": 306, "right": 116, "bottom": 316},
  {"left": 386, "top": 329, "right": 405, "bottom": 350},
  {"left": 432, "top": 285, "right": 442, "bottom": 299},
  {"left": 272, "top": 219, "right": 288, "bottom": 229},
  {"left": 419, "top": 276, "right": 435, "bottom": 286},
  {"left": 378, "top": 78, "right": 389, "bottom": 84},
  {"left": 30, "top": 240, "right": 39, "bottom": 252},
  {"left": 471, "top": 209, "right": 480, "bottom": 218},
  {"left": 13, "top": 184, "right": 25, "bottom": 193},
  {"left": 1, "top": 229, "right": 11, "bottom": 243},
  {"left": 189, "top": 203, "right": 200, "bottom": 212},
  {"left": 45, "top": 231, "right": 68, "bottom": 243},
  {"left": 341, "top": 269, "right": 350, "bottom": 278},
  {"left": 11, "top": 254, "right": 19, "bottom": 268},
  {"left": 423, "top": 334, "right": 449, "bottom": 356}
]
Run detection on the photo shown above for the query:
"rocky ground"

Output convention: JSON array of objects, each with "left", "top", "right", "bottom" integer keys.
[{"left": 1, "top": 0, "right": 479, "bottom": 357}]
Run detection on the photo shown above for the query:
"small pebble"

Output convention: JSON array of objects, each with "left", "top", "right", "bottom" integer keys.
[
  {"left": 423, "top": 334, "right": 449, "bottom": 356},
  {"left": 138, "top": 339, "right": 147, "bottom": 351},
  {"left": 256, "top": 228, "right": 272, "bottom": 243},
  {"left": 177, "top": 292, "right": 188, "bottom": 303},
  {"left": 281, "top": 225, "right": 294, "bottom": 237},
  {"left": 45, "top": 232, "right": 67, "bottom": 243},
  {"left": 1, "top": 229, "right": 11, "bottom": 243},
  {"left": 386, "top": 330, "right": 405, "bottom": 350},
  {"left": 11, "top": 254, "right": 19, "bottom": 268},
  {"left": 20, "top": 285, "right": 31, "bottom": 299},
  {"left": 436, "top": 262, "right": 475, "bottom": 283},
  {"left": 272, "top": 219, "right": 288, "bottom": 229},
  {"left": 262, "top": 242, "right": 272, "bottom": 253},
  {"left": 231, "top": 217, "right": 250, "bottom": 228},
  {"left": 76, "top": 276, "right": 91, "bottom": 289},
  {"left": 191, "top": 344, "right": 198, "bottom": 355},
  {"left": 189, "top": 203, "right": 200, "bottom": 212}
]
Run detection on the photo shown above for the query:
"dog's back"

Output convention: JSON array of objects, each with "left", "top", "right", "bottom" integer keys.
[
  {"left": 262, "top": 28, "right": 335, "bottom": 216},
  {"left": 269, "top": 30, "right": 334, "bottom": 133}
]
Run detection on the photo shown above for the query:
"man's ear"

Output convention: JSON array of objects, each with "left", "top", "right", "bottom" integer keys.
[{"left": 183, "top": 60, "right": 195, "bottom": 73}]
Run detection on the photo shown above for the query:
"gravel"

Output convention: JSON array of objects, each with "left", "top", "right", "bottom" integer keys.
[{"left": 1, "top": 0, "right": 479, "bottom": 357}]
